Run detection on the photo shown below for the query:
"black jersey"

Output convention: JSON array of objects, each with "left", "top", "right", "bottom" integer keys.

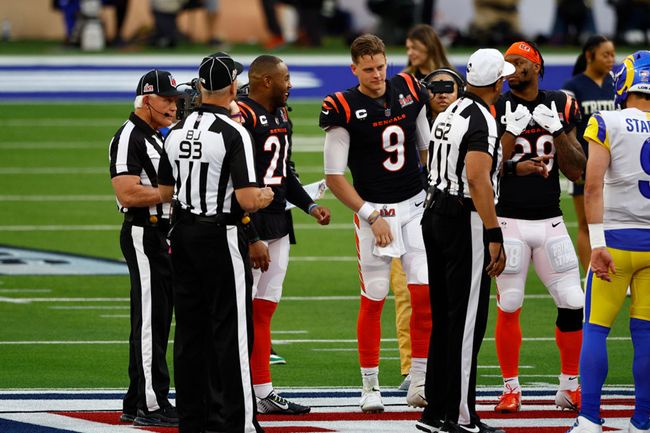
[
  {"left": 494, "top": 90, "right": 581, "bottom": 219},
  {"left": 319, "top": 73, "right": 429, "bottom": 204},
  {"left": 237, "top": 97, "right": 313, "bottom": 240}
]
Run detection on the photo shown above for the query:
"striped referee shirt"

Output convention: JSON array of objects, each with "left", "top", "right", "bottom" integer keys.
[
  {"left": 428, "top": 92, "right": 501, "bottom": 200},
  {"left": 109, "top": 112, "right": 170, "bottom": 218},
  {"left": 158, "top": 104, "right": 257, "bottom": 216}
]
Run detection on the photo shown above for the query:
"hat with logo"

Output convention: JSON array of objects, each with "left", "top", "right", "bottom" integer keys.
[
  {"left": 136, "top": 69, "right": 182, "bottom": 97},
  {"left": 198, "top": 52, "right": 244, "bottom": 91},
  {"left": 465, "top": 49, "right": 516, "bottom": 87}
]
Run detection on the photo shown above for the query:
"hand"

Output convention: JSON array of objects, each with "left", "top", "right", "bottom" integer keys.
[
  {"left": 310, "top": 205, "right": 331, "bottom": 225},
  {"left": 249, "top": 240, "right": 270, "bottom": 272},
  {"left": 532, "top": 101, "right": 563, "bottom": 135},
  {"left": 486, "top": 242, "right": 506, "bottom": 277},
  {"left": 590, "top": 247, "right": 616, "bottom": 282},
  {"left": 516, "top": 155, "right": 550, "bottom": 178},
  {"left": 370, "top": 217, "right": 393, "bottom": 248},
  {"left": 259, "top": 187, "right": 274, "bottom": 208},
  {"left": 504, "top": 101, "right": 532, "bottom": 136}
]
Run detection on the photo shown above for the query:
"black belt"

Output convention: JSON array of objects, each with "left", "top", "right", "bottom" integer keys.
[
  {"left": 426, "top": 188, "right": 477, "bottom": 215},
  {"left": 177, "top": 208, "right": 238, "bottom": 226},
  {"left": 123, "top": 213, "right": 169, "bottom": 229}
]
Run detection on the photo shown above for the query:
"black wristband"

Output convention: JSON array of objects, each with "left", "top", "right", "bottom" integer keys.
[
  {"left": 486, "top": 227, "right": 503, "bottom": 243},
  {"left": 552, "top": 128, "right": 564, "bottom": 138},
  {"left": 505, "top": 160, "right": 518, "bottom": 176}
]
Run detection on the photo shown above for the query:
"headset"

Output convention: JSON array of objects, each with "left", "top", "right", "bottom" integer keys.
[{"left": 421, "top": 68, "right": 466, "bottom": 98}]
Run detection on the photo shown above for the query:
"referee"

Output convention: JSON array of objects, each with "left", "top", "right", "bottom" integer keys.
[
  {"left": 158, "top": 52, "right": 273, "bottom": 433},
  {"left": 417, "top": 49, "right": 510, "bottom": 433},
  {"left": 108, "top": 69, "right": 181, "bottom": 426}
]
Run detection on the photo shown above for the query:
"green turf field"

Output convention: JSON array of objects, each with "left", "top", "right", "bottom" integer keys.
[{"left": 0, "top": 101, "right": 633, "bottom": 391}]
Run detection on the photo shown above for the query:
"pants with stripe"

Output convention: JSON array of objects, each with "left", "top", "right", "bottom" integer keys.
[
  {"left": 169, "top": 220, "right": 263, "bottom": 433},
  {"left": 421, "top": 202, "right": 492, "bottom": 427},
  {"left": 120, "top": 222, "right": 174, "bottom": 414}
]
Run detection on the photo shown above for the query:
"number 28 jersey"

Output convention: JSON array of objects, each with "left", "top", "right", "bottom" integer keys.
[
  {"left": 319, "top": 73, "right": 429, "bottom": 204},
  {"left": 494, "top": 90, "right": 581, "bottom": 219}
]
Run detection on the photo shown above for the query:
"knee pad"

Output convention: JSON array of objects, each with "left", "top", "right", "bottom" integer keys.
[
  {"left": 362, "top": 275, "right": 390, "bottom": 301},
  {"left": 545, "top": 236, "right": 579, "bottom": 274},
  {"left": 497, "top": 288, "right": 524, "bottom": 313},
  {"left": 503, "top": 239, "right": 525, "bottom": 274},
  {"left": 550, "top": 275, "right": 585, "bottom": 309},
  {"left": 556, "top": 307, "right": 584, "bottom": 332}
]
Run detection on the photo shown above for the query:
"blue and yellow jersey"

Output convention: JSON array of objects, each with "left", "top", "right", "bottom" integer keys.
[{"left": 584, "top": 108, "right": 650, "bottom": 251}]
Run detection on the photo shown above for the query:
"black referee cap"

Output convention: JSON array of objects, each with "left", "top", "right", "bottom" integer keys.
[
  {"left": 136, "top": 70, "right": 183, "bottom": 97},
  {"left": 198, "top": 52, "right": 244, "bottom": 91}
]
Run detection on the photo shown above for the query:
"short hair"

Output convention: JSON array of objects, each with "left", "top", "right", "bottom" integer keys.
[
  {"left": 249, "top": 55, "right": 283, "bottom": 76},
  {"left": 350, "top": 34, "right": 386, "bottom": 64},
  {"left": 134, "top": 95, "right": 145, "bottom": 109}
]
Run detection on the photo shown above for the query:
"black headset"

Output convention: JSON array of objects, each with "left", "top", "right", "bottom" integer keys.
[{"left": 421, "top": 68, "right": 466, "bottom": 98}]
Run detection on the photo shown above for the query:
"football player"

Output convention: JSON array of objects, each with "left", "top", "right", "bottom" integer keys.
[
  {"left": 568, "top": 50, "right": 650, "bottom": 433},
  {"left": 238, "top": 55, "right": 331, "bottom": 415},
  {"left": 320, "top": 34, "right": 432, "bottom": 413},
  {"left": 492, "top": 41, "right": 587, "bottom": 413}
]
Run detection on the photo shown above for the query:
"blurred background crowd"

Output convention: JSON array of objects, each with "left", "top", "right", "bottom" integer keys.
[{"left": 0, "top": 0, "right": 648, "bottom": 51}]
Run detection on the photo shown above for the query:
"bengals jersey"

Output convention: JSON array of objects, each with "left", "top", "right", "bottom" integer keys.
[
  {"left": 494, "top": 90, "right": 581, "bottom": 219},
  {"left": 238, "top": 97, "right": 313, "bottom": 238},
  {"left": 319, "top": 73, "right": 429, "bottom": 204}
]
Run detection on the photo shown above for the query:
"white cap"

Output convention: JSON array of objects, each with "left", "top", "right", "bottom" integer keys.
[{"left": 466, "top": 48, "right": 516, "bottom": 87}]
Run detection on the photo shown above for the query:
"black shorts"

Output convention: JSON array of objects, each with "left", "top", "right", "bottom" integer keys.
[{"left": 252, "top": 211, "right": 290, "bottom": 241}]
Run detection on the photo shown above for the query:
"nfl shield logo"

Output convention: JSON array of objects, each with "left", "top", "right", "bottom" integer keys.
[{"left": 384, "top": 107, "right": 391, "bottom": 117}]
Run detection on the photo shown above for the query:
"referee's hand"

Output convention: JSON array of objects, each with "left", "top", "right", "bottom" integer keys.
[{"left": 486, "top": 242, "right": 506, "bottom": 277}]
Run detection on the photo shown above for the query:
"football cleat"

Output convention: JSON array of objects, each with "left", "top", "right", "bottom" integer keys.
[
  {"left": 406, "top": 374, "right": 427, "bottom": 408},
  {"left": 360, "top": 387, "right": 384, "bottom": 413},
  {"left": 399, "top": 373, "right": 412, "bottom": 391},
  {"left": 133, "top": 406, "right": 178, "bottom": 427},
  {"left": 476, "top": 421, "right": 506, "bottom": 433},
  {"left": 555, "top": 387, "right": 581, "bottom": 411},
  {"left": 270, "top": 349, "right": 286, "bottom": 365},
  {"left": 629, "top": 418, "right": 650, "bottom": 433},
  {"left": 257, "top": 390, "right": 310, "bottom": 415},
  {"left": 119, "top": 412, "right": 136, "bottom": 423},
  {"left": 567, "top": 416, "right": 603, "bottom": 433},
  {"left": 494, "top": 389, "right": 521, "bottom": 413},
  {"left": 416, "top": 418, "right": 447, "bottom": 433}
]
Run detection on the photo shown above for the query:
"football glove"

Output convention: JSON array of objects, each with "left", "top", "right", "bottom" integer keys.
[
  {"left": 532, "top": 101, "right": 563, "bottom": 136},
  {"left": 504, "top": 101, "right": 532, "bottom": 136}
]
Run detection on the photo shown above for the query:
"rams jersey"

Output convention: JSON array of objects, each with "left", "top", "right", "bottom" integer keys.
[
  {"left": 319, "top": 73, "right": 429, "bottom": 204},
  {"left": 562, "top": 73, "right": 615, "bottom": 154},
  {"left": 584, "top": 109, "right": 650, "bottom": 236},
  {"left": 494, "top": 90, "right": 581, "bottom": 219}
]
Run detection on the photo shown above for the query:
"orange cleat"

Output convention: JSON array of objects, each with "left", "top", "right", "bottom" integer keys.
[
  {"left": 264, "top": 35, "right": 285, "bottom": 50},
  {"left": 555, "top": 387, "right": 581, "bottom": 411},
  {"left": 495, "top": 390, "right": 521, "bottom": 413}
]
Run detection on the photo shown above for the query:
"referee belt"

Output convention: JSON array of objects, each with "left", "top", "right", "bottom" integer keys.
[
  {"left": 123, "top": 213, "right": 169, "bottom": 229},
  {"left": 177, "top": 208, "right": 238, "bottom": 226},
  {"left": 427, "top": 188, "right": 477, "bottom": 214}
]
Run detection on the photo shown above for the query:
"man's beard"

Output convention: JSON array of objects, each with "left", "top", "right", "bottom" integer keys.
[{"left": 509, "top": 77, "right": 532, "bottom": 92}]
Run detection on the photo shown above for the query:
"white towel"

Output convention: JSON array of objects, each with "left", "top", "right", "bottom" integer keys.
[{"left": 372, "top": 206, "right": 406, "bottom": 258}]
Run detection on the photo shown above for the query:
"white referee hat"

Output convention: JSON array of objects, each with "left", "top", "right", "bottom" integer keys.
[{"left": 466, "top": 49, "right": 516, "bottom": 87}]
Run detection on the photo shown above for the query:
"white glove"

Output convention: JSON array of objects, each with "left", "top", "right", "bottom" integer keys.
[
  {"left": 504, "top": 101, "right": 532, "bottom": 136},
  {"left": 532, "top": 101, "right": 563, "bottom": 135}
]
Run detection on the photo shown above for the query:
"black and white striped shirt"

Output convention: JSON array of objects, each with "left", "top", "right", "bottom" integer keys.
[
  {"left": 158, "top": 104, "right": 258, "bottom": 216},
  {"left": 109, "top": 112, "right": 170, "bottom": 218},
  {"left": 428, "top": 92, "right": 501, "bottom": 200}
]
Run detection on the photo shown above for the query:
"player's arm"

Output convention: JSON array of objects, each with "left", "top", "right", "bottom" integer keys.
[
  {"left": 554, "top": 127, "right": 586, "bottom": 182},
  {"left": 324, "top": 126, "right": 392, "bottom": 247},
  {"left": 415, "top": 105, "right": 430, "bottom": 166},
  {"left": 584, "top": 138, "right": 615, "bottom": 281},
  {"left": 285, "top": 162, "right": 330, "bottom": 225}
]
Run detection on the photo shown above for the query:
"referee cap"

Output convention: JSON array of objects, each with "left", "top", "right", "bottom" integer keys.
[
  {"left": 466, "top": 49, "right": 516, "bottom": 87},
  {"left": 199, "top": 52, "right": 244, "bottom": 91},
  {"left": 136, "top": 69, "right": 182, "bottom": 97}
]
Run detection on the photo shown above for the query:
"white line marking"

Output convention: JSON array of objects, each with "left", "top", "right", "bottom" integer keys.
[
  {"left": 0, "top": 297, "right": 31, "bottom": 304},
  {"left": 0, "top": 289, "right": 52, "bottom": 293}
]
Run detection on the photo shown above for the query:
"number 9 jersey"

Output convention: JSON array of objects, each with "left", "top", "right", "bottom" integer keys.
[
  {"left": 494, "top": 90, "right": 581, "bottom": 219},
  {"left": 319, "top": 73, "right": 430, "bottom": 203},
  {"left": 584, "top": 109, "right": 650, "bottom": 231}
]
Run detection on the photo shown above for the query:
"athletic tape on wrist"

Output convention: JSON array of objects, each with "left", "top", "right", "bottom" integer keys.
[{"left": 588, "top": 223, "right": 607, "bottom": 249}]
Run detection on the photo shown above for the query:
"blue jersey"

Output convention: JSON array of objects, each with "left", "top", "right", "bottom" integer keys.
[{"left": 561, "top": 73, "right": 615, "bottom": 154}]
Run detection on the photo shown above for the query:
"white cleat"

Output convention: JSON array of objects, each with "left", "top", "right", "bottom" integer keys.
[
  {"left": 360, "top": 387, "right": 384, "bottom": 413},
  {"left": 567, "top": 416, "right": 603, "bottom": 433},
  {"left": 399, "top": 373, "right": 412, "bottom": 391},
  {"left": 406, "top": 374, "right": 427, "bottom": 408}
]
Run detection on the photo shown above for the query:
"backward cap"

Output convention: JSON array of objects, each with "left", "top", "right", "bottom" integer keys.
[{"left": 198, "top": 52, "right": 244, "bottom": 91}]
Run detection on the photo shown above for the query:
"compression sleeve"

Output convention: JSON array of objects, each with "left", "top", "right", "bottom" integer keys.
[{"left": 324, "top": 126, "right": 350, "bottom": 175}]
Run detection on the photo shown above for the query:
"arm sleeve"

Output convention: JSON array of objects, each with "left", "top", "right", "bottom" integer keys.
[
  {"left": 324, "top": 127, "right": 350, "bottom": 175},
  {"left": 583, "top": 112, "right": 610, "bottom": 150},
  {"left": 415, "top": 105, "right": 430, "bottom": 150}
]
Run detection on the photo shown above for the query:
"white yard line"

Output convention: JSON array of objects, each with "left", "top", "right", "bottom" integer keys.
[{"left": 0, "top": 289, "right": 52, "bottom": 293}]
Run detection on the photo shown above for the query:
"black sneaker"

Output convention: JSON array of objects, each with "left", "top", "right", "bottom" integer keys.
[
  {"left": 119, "top": 412, "right": 136, "bottom": 423},
  {"left": 477, "top": 421, "right": 506, "bottom": 433},
  {"left": 257, "top": 390, "right": 310, "bottom": 415},
  {"left": 416, "top": 418, "right": 448, "bottom": 433},
  {"left": 133, "top": 405, "right": 178, "bottom": 427}
]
